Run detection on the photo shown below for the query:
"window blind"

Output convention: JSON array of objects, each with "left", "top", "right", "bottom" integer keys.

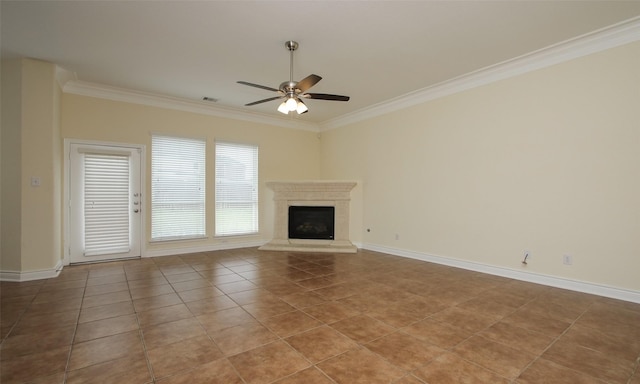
[
  {"left": 83, "top": 152, "right": 131, "bottom": 256},
  {"left": 151, "top": 135, "right": 206, "bottom": 240},
  {"left": 215, "top": 141, "right": 258, "bottom": 236}
]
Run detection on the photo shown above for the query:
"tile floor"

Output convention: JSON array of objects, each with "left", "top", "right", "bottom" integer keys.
[{"left": 1, "top": 247, "right": 639, "bottom": 383}]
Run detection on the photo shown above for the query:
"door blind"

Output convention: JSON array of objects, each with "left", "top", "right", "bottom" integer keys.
[{"left": 83, "top": 152, "right": 131, "bottom": 256}]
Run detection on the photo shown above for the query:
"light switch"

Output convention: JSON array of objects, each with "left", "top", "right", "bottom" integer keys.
[{"left": 30, "top": 177, "right": 41, "bottom": 187}]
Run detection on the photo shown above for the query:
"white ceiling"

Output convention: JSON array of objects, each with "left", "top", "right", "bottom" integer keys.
[{"left": 3, "top": 1, "right": 640, "bottom": 125}]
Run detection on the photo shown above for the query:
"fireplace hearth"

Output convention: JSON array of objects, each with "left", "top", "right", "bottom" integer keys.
[{"left": 259, "top": 181, "right": 357, "bottom": 253}]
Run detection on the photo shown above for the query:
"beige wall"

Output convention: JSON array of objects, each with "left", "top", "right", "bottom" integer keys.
[
  {"left": 1, "top": 59, "right": 23, "bottom": 272},
  {"left": 61, "top": 94, "right": 321, "bottom": 254},
  {"left": 320, "top": 42, "right": 640, "bottom": 292},
  {"left": 1, "top": 58, "right": 62, "bottom": 274}
]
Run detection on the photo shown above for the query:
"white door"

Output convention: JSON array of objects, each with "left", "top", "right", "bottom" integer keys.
[{"left": 69, "top": 143, "right": 142, "bottom": 263}]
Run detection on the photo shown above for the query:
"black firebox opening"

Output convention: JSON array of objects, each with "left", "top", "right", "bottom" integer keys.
[{"left": 288, "top": 206, "right": 335, "bottom": 240}]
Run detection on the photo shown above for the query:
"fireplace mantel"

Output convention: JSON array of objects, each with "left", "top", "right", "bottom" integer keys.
[{"left": 259, "top": 181, "right": 357, "bottom": 253}]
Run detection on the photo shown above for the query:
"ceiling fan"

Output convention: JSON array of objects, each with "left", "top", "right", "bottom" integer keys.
[{"left": 237, "top": 41, "right": 350, "bottom": 115}]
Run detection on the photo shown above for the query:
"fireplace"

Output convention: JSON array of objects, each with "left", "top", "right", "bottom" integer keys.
[
  {"left": 259, "top": 181, "right": 357, "bottom": 253},
  {"left": 288, "top": 206, "right": 335, "bottom": 240}
]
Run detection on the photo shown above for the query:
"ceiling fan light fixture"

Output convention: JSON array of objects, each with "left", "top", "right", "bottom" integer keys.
[
  {"left": 277, "top": 101, "right": 289, "bottom": 114},
  {"left": 296, "top": 99, "right": 308, "bottom": 114},
  {"left": 286, "top": 97, "right": 298, "bottom": 111}
]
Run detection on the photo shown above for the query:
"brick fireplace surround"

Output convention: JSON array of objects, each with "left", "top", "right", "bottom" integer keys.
[{"left": 259, "top": 181, "right": 357, "bottom": 253}]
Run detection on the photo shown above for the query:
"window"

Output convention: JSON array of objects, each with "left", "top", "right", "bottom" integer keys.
[
  {"left": 151, "top": 135, "right": 206, "bottom": 240},
  {"left": 215, "top": 141, "right": 258, "bottom": 236}
]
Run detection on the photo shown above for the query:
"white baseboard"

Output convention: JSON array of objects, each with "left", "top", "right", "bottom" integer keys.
[
  {"left": 144, "top": 239, "right": 266, "bottom": 258},
  {"left": 0, "top": 260, "right": 64, "bottom": 282},
  {"left": 363, "top": 243, "right": 640, "bottom": 304}
]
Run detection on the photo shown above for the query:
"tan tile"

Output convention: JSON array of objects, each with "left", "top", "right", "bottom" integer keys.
[
  {"left": 330, "top": 314, "right": 395, "bottom": 344},
  {"left": 69, "top": 331, "right": 144, "bottom": 370},
  {"left": 453, "top": 335, "right": 536, "bottom": 379},
  {"left": 185, "top": 295, "right": 238, "bottom": 316},
  {"left": 159, "top": 265, "right": 195, "bottom": 276},
  {"left": 317, "top": 347, "right": 405, "bottom": 384},
  {"left": 0, "top": 345, "right": 70, "bottom": 383},
  {"left": 517, "top": 298, "right": 586, "bottom": 323},
  {"left": 129, "top": 283, "right": 175, "bottom": 300},
  {"left": 0, "top": 325, "right": 75, "bottom": 360},
  {"left": 242, "top": 299, "right": 296, "bottom": 320},
  {"left": 285, "top": 325, "right": 359, "bottom": 363},
  {"left": 10, "top": 309, "right": 79, "bottom": 334},
  {"left": 311, "top": 282, "right": 360, "bottom": 300},
  {"left": 261, "top": 310, "right": 323, "bottom": 337},
  {"left": 455, "top": 294, "right": 519, "bottom": 318},
  {"left": 196, "top": 306, "right": 255, "bottom": 333},
  {"left": 155, "top": 358, "right": 243, "bottom": 384},
  {"left": 171, "top": 278, "right": 212, "bottom": 292},
  {"left": 32, "top": 287, "right": 85, "bottom": 303},
  {"left": 272, "top": 367, "right": 335, "bottom": 384},
  {"left": 22, "top": 372, "right": 66, "bottom": 384},
  {"left": 66, "top": 352, "right": 151, "bottom": 384},
  {"left": 83, "top": 282, "right": 129, "bottom": 297},
  {"left": 25, "top": 297, "right": 83, "bottom": 315},
  {"left": 200, "top": 271, "right": 245, "bottom": 284},
  {"left": 502, "top": 308, "right": 571, "bottom": 337},
  {"left": 542, "top": 337, "right": 635, "bottom": 383},
  {"left": 227, "top": 288, "right": 281, "bottom": 305},
  {"left": 228, "top": 340, "right": 310, "bottom": 384},
  {"left": 133, "top": 292, "right": 182, "bottom": 312},
  {"left": 137, "top": 303, "right": 193, "bottom": 327},
  {"left": 561, "top": 323, "right": 640, "bottom": 363},
  {"left": 216, "top": 280, "right": 258, "bottom": 294},
  {"left": 79, "top": 300, "right": 135, "bottom": 323},
  {"left": 430, "top": 306, "right": 500, "bottom": 333},
  {"left": 177, "top": 286, "right": 224, "bottom": 302},
  {"left": 393, "top": 374, "right": 428, "bottom": 384},
  {"left": 165, "top": 272, "right": 203, "bottom": 284},
  {"left": 74, "top": 314, "right": 139, "bottom": 343},
  {"left": 127, "top": 275, "right": 168, "bottom": 288},
  {"left": 211, "top": 321, "right": 277, "bottom": 355},
  {"left": 82, "top": 290, "right": 131, "bottom": 309},
  {"left": 142, "top": 317, "right": 206, "bottom": 349},
  {"left": 478, "top": 321, "right": 556, "bottom": 355},
  {"left": 516, "top": 358, "right": 608, "bottom": 384},
  {"left": 413, "top": 352, "right": 511, "bottom": 384},
  {"left": 147, "top": 335, "right": 223, "bottom": 379},
  {"left": 576, "top": 301, "right": 640, "bottom": 339},
  {"left": 403, "top": 318, "right": 473, "bottom": 349},
  {"left": 302, "top": 301, "right": 360, "bottom": 324},
  {"left": 366, "top": 331, "right": 444, "bottom": 371},
  {"left": 280, "top": 291, "right": 327, "bottom": 308}
]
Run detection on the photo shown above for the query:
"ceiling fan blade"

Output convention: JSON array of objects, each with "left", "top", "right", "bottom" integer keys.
[
  {"left": 296, "top": 74, "right": 322, "bottom": 93},
  {"left": 303, "top": 93, "right": 350, "bottom": 102},
  {"left": 237, "top": 81, "right": 280, "bottom": 93},
  {"left": 245, "top": 96, "right": 284, "bottom": 106}
]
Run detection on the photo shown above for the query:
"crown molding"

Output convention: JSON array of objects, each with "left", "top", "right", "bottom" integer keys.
[
  {"left": 320, "top": 16, "right": 640, "bottom": 131},
  {"left": 61, "top": 17, "right": 640, "bottom": 133},
  {"left": 63, "top": 80, "right": 321, "bottom": 132}
]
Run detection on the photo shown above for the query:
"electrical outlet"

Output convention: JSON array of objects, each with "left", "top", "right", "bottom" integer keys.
[{"left": 563, "top": 254, "right": 573, "bottom": 265}]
